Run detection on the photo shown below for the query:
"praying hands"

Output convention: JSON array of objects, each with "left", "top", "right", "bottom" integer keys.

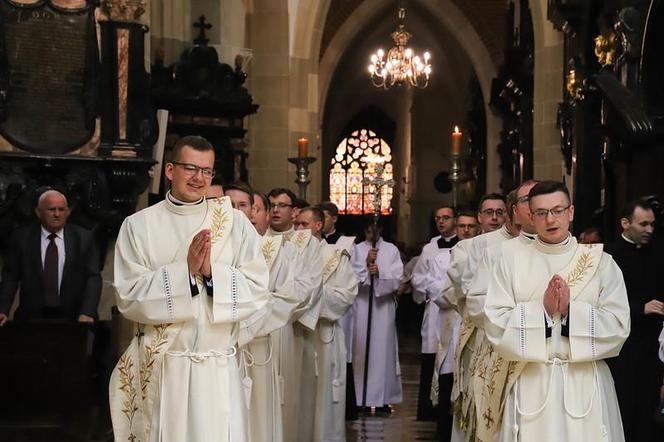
[
  {"left": 543, "top": 274, "right": 569, "bottom": 317},
  {"left": 188, "top": 229, "right": 212, "bottom": 278}
]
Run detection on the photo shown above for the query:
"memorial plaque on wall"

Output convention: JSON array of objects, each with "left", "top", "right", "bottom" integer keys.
[{"left": 0, "top": 0, "right": 98, "bottom": 154}]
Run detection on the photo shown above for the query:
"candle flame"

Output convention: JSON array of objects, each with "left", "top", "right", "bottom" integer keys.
[{"left": 453, "top": 126, "right": 461, "bottom": 134}]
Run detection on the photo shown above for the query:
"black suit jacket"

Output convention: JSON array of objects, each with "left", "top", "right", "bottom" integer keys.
[{"left": 0, "top": 223, "right": 102, "bottom": 320}]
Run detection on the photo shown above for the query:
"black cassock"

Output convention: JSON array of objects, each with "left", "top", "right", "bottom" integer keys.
[{"left": 605, "top": 237, "right": 664, "bottom": 442}]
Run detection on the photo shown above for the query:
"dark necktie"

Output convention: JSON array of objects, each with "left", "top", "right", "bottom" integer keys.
[{"left": 44, "top": 233, "right": 60, "bottom": 307}]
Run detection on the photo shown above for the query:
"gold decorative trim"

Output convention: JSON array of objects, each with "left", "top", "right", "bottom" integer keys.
[
  {"left": 139, "top": 324, "right": 170, "bottom": 401},
  {"left": 261, "top": 237, "right": 278, "bottom": 267},
  {"left": 566, "top": 251, "right": 594, "bottom": 287},
  {"left": 291, "top": 230, "right": 308, "bottom": 250},
  {"left": 117, "top": 352, "right": 139, "bottom": 441},
  {"left": 594, "top": 32, "right": 617, "bottom": 67},
  {"left": 322, "top": 251, "right": 340, "bottom": 281},
  {"left": 210, "top": 205, "right": 229, "bottom": 244}
]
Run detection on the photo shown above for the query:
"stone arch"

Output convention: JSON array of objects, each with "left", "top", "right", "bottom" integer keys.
[{"left": 318, "top": 0, "right": 503, "bottom": 191}]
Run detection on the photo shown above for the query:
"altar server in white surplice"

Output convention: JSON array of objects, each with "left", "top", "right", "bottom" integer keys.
[
  {"left": 352, "top": 221, "right": 404, "bottom": 410},
  {"left": 267, "top": 188, "right": 323, "bottom": 442},
  {"left": 412, "top": 205, "right": 458, "bottom": 421},
  {"left": 234, "top": 190, "right": 303, "bottom": 442},
  {"left": 485, "top": 181, "right": 630, "bottom": 442},
  {"left": 429, "top": 211, "right": 478, "bottom": 441},
  {"left": 109, "top": 136, "right": 269, "bottom": 442},
  {"left": 295, "top": 207, "right": 358, "bottom": 441}
]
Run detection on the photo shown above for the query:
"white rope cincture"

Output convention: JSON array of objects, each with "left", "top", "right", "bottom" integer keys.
[
  {"left": 166, "top": 347, "right": 237, "bottom": 362},
  {"left": 512, "top": 358, "right": 602, "bottom": 441}
]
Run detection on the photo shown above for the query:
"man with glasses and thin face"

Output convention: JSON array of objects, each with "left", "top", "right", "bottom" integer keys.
[
  {"left": 484, "top": 181, "right": 629, "bottom": 442},
  {"left": 477, "top": 193, "right": 507, "bottom": 233},
  {"left": 413, "top": 205, "right": 458, "bottom": 421},
  {"left": 109, "top": 135, "right": 269, "bottom": 441},
  {"left": 266, "top": 188, "right": 323, "bottom": 440}
]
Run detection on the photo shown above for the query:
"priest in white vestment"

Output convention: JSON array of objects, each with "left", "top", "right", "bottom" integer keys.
[
  {"left": 444, "top": 195, "right": 506, "bottom": 442},
  {"left": 109, "top": 136, "right": 269, "bottom": 442},
  {"left": 485, "top": 181, "right": 630, "bottom": 442},
  {"left": 295, "top": 207, "right": 358, "bottom": 441},
  {"left": 463, "top": 185, "right": 538, "bottom": 442},
  {"left": 235, "top": 191, "right": 303, "bottom": 442},
  {"left": 267, "top": 188, "right": 323, "bottom": 441},
  {"left": 351, "top": 222, "right": 404, "bottom": 410}
]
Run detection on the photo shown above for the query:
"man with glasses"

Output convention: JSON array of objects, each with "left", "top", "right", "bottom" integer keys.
[
  {"left": 484, "top": 181, "right": 629, "bottom": 442},
  {"left": 109, "top": 135, "right": 269, "bottom": 442},
  {"left": 462, "top": 182, "right": 538, "bottom": 442},
  {"left": 606, "top": 199, "right": 664, "bottom": 442},
  {"left": 443, "top": 194, "right": 506, "bottom": 442},
  {"left": 266, "top": 188, "right": 323, "bottom": 440},
  {"left": 413, "top": 205, "right": 458, "bottom": 421}
]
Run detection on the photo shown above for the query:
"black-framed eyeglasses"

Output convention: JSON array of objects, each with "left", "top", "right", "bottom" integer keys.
[
  {"left": 480, "top": 208, "right": 506, "bottom": 217},
  {"left": 434, "top": 215, "right": 453, "bottom": 221},
  {"left": 531, "top": 206, "right": 570, "bottom": 219},
  {"left": 171, "top": 161, "right": 215, "bottom": 178}
]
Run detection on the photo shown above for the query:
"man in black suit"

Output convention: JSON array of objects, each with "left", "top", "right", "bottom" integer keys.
[
  {"left": 606, "top": 199, "right": 664, "bottom": 442},
  {"left": 0, "top": 190, "right": 101, "bottom": 325}
]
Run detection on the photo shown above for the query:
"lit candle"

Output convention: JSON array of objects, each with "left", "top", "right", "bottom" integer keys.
[
  {"left": 298, "top": 138, "right": 309, "bottom": 158},
  {"left": 451, "top": 126, "right": 462, "bottom": 155}
]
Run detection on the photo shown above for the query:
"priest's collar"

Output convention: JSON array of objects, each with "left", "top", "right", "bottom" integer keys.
[
  {"left": 165, "top": 190, "right": 207, "bottom": 215},
  {"left": 534, "top": 233, "right": 575, "bottom": 254},
  {"left": 442, "top": 233, "right": 457, "bottom": 242},
  {"left": 499, "top": 224, "right": 513, "bottom": 239},
  {"left": 521, "top": 231, "right": 537, "bottom": 241},
  {"left": 621, "top": 233, "right": 642, "bottom": 248},
  {"left": 268, "top": 226, "right": 295, "bottom": 239}
]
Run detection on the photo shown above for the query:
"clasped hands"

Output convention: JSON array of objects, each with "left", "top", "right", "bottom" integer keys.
[
  {"left": 366, "top": 248, "right": 379, "bottom": 276},
  {"left": 188, "top": 229, "right": 212, "bottom": 278},
  {"left": 543, "top": 274, "right": 570, "bottom": 318}
]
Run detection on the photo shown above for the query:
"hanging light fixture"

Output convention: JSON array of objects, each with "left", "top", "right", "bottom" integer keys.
[{"left": 368, "top": 3, "right": 432, "bottom": 89}]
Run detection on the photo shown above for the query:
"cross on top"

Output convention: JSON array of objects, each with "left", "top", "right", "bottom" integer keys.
[
  {"left": 194, "top": 15, "right": 212, "bottom": 46},
  {"left": 362, "top": 159, "right": 395, "bottom": 217}
]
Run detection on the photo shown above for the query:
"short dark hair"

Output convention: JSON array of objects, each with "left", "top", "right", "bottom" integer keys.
[
  {"left": 319, "top": 201, "right": 339, "bottom": 217},
  {"left": 478, "top": 193, "right": 506, "bottom": 212},
  {"left": 171, "top": 135, "right": 214, "bottom": 161},
  {"left": 620, "top": 199, "right": 654, "bottom": 222},
  {"left": 293, "top": 197, "right": 309, "bottom": 209},
  {"left": 268, "top": 188, "right": 298, "bottom": 206},
  {"left": 456, "top": 209, "right": 478, "bottom": 220},
  {"left": 300, "top": 206, "right": 324, "bottom": 223},
  {"left": 224, "top": 182, "right": 254, "bottom": 200},
  {"left": 363, "top": 217, "right": 383, "bottom": 231},
  {"left": 582, "top": 226, "right": 600, "bottom": 236},
  {"left": 254, "top": 192, "right": 271, "bottom": 211},
  {"left": 435, "top": 205, "right": 456, "bottom": 217},
  {"left": 528, "top": 181, "right": 570, "bottom": 206}
]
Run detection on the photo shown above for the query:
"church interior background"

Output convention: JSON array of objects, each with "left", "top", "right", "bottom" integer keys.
[{"left": 1, "top": 0, "right": 663, "bottom": 438}]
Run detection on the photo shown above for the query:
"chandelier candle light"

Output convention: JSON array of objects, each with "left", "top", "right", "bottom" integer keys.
[{"left": 368, "top": 6, "right": 431, "bottom": 89}]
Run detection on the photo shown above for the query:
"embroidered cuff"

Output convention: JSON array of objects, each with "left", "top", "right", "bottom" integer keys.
[{"left": 189, "top": 272, "right": 199, "bottom": 297}]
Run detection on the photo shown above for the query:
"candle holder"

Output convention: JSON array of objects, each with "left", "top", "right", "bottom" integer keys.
[
  {"left": 449, "top": 153, "right": 467, "bottom": 209},
  {"left": 288, "top": 156, "right": 317, "bottom": 200}
]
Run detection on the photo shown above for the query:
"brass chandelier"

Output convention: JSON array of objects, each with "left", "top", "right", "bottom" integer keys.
[{"left": 368, "top": 5, "right": 431, "bottom": 89}]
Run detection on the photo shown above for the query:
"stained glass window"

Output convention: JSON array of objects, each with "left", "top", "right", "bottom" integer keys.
[{"left": 329, "top": 129, "right": 394, "bottom": 215}]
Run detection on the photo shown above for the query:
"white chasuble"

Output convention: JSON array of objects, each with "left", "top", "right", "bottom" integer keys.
[
  {"left": 238, "top": 234, "right": 301, "bottom": 442},
  {"left": 109, "top": 195, "right": 269, "bottom": 442},
  {"left": 351, "top": 238, "right": 404, "bottom": 407},
  {"left": 485, "top": 236, "right": 630, "bottom": 442},
  {"left": 314, "top": 236, "right": 358, "bottom": 441}
]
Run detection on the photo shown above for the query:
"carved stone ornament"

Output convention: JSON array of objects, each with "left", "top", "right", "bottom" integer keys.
[
  {"left": 566, "top": 68, "right": 585, "bottom": 102},
  {"left": 101, "top": 0, "right": 147, "bottom": 22}
]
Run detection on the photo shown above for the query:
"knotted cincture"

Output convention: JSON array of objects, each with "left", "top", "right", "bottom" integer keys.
[{"left": 166, "top": 347, "right": 237, "bottom": 362}]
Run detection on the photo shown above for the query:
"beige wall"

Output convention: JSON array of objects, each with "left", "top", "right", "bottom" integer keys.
[{"left": 530, "top": 0, "right": 566, "bottom": 183}]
